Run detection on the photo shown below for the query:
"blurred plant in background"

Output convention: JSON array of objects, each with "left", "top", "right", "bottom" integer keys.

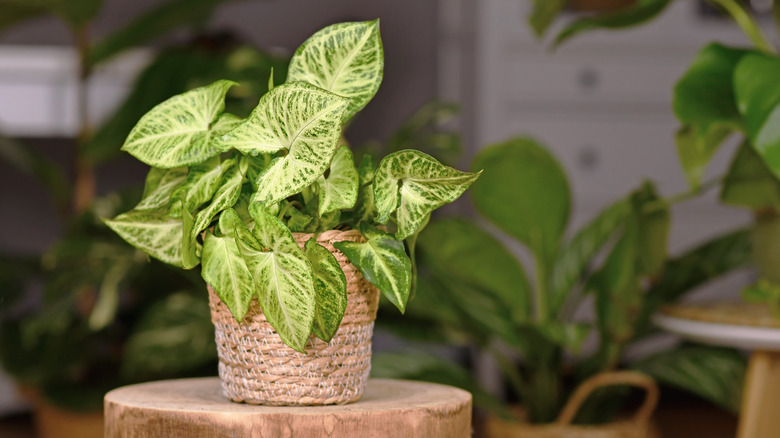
[
  {"left": 0, "top": 0, "right": 287, "bottom": 415},
  {"left": 374, "top": 135, "right": 751, "bottom": 425}
]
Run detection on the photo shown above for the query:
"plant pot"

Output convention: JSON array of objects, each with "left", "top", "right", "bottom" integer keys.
[
  {"left": 208, "top": 228, "right": 380, "bottom": 406},
  {"left": 485, "top": 371, "right": 660, "bottom": 438},
  {"left": 18, "top": 386, "right": 103, "bottom": 438}
]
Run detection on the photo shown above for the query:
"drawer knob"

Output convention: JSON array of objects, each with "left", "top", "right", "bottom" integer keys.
[
  {"left": 578, "top": 68, "right": 599, "bottom": 90},
  {"left": 578, "top": 145, "right": 599, "bottom": 170}
]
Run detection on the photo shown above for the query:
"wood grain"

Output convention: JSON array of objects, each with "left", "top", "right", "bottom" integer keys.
[{"left": 104, "top": 378, "right": 472, "bottom": 437}]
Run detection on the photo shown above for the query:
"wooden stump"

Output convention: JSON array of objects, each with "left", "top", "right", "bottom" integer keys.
[{"left": 104, "top": 378, "right": 472, "bottom": 438}]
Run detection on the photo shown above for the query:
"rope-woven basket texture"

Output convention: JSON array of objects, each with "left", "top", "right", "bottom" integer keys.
[{"left": 208, "top": 229, "right": 380, "bottom": 406}]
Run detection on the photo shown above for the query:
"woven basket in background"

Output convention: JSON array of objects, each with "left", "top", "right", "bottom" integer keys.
[
  {"left": 208, "top": 229, "right": 380, "bottom": 406},
  {"left": 485, "top": 371, "right": 661, "bottom": 438}
]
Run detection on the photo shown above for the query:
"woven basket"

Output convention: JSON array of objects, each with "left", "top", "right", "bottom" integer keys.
[
  {"left": 208, "top": 229, "right": 380, "bottom": 406},
  {"left": 485, "top": 371, "right": 660, "bottom": 438}
]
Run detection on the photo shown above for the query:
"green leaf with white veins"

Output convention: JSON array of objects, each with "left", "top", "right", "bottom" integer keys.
[
  {"left": 334, "top": 224, "right": 411, "bottom": 313},
  {"left": 172, "top": 157, "right": 229, "bottom": 213},
  {"left": 373, "top": 150, "right": 481, "bottom": 240},
  {"left": 122, "top": 80, "right": 236, "bottom": 168},
  {"left": 236, "top": 205, "right": 316, "bottom": 352},
  {"left": 216, "top": 82, "right": 349, "bottom": 205},
  {"left": 104, "top": 208, "right": 183, "bottom": 267},
  {"left": 317, "top": 146, "right": 359, "bottom": 215},
  {"left": 305, "top": 239, "right": 348, "bottom": 342},
  {"left": 287, "top": 20, "right": 384, "bottom": 122},
  {"left": 201, "top": 225, "right": 253, "bottom": 324}
]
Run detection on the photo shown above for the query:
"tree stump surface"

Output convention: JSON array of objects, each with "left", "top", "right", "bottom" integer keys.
[{"left": 104, "top": 377, "right": 472, "bottom": 438}]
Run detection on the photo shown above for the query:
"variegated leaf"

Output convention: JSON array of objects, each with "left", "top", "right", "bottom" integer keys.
[
  {"left": 233, "top": 205, "right": 315, "bottom": 352},
  {"left": 104, "top": 208, "right": 183, "bottom": 267},
  {"left": 216, "top": 82, "right": 349, "bottom": 205},
  {"left": 135, "top": 167, "right": 187, "bottom": 211},
  {"left": 287, "top": 20, "right": 384, "bottom": 122},
  {"left": 201, "top": 226, "right": 254, "bottom": 323},
  {"left": 333, "top": 223, "right": 411, "bottom": 313},
  {"left": 122, "top": 80, "right": 236, "bottom": 168},
  {"left": 358, "top": 153, "right": 376, "bottom": 185},
  {"left": 181, "top": 161, "right": 245, "bottom": 268},
  {"left": 316, "top": 145, "right": 359, "bottom": 215},
  {"left": 279, "top": 200, "right": 313, "bottom": 232},
  {"left": 173, "top": 156, "right": 230, "bottom": 212},
  {"left": 373, "top": 150, "right": 481, "bottom": 240},
  {"left": 212, "top": 113, "right": 242, "bottom": 137},
  {"left": 304, "top": 239, "right": 347, "bottom": 342}
]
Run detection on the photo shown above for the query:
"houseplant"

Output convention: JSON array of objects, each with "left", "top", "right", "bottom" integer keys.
[
  {"left": 373, "top": 136, "right": 750, "bottom": 435},
  {"left": 0, "top": 0, "right": 286, "bottom": 434},
  {"left": 528, "top": 0, "right": 780, "bottom": 309},
  {"left": 105, "top": 19, "right": 480, "bottom": 405}
]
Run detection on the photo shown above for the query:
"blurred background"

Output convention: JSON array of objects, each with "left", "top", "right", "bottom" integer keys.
[{"left": 1, "top": 0, "right": 776, "bottom": 436}]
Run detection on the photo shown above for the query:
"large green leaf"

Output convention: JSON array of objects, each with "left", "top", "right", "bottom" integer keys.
[
  {"left": 673, "top": 43, "right": 750, "bottom": 188},
  {"left": 418, "top": 218, "right": 532, "bottom": 324},
  {"left": 122, "top": 79, "right": 236, "bottom": 168},
  {"left": 304, "top": 239, "right": 347, "bottom": 343},
  {"left": 528, "top": 0, "right": 568, "bottom": 37},
  {"left": 316, "top": 145, "right": 359, "bottom": 215},
  {"left": 334, "top": 224, "right": 411, "bottom": 313},
  {"left": 218, "top": 82, "right": 349, "bottom": 205},
  {"left": 554, "top": 0, "right": 672, "bottom": 47},
  {"left": 286, "top": 20, "right": 384, "bottom": 122},
  {"left": 373, "top": 150, "right": 480, "bottom": 240},
  {"left": 121, "top": 292, "right": 216, "bottom": 379},
  {"left": 471, "top": 137, "right": 570, "bottom": 264},
  {"left": 735, "top": 53, "right": 780, "bottom": 177},
  {"left": 104, "top": 208, "right": 183, "bottom": 267},
  {"left": 631, "top": 345, "right": 746, "bottom": 413},
  {"left": 87, "top": 0, "right": 230, "bottom": 66},
  {"left": 721, "top": 141, "right": 780, "bottom": 209},
  {"left": 235, "top": 206, "right": 316, "bottom": 352},
  {"left": 201, "top": 225, "right": 253, "bottom": 323},
  {"left": 550, "top": 198, "right": 631, "bottom": 314}
]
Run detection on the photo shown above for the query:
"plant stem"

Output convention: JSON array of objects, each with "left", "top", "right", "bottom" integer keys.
[
  {"left": 490, "top": 347, "right": 529, "bottom": 404},
  {"left": 705, "top": 0, "right": 775, "bottom": 54},
  {"left": 534, "top": 256, "right": 549, "bottom": 322},
  {"left": 642, "top": 174, "right": 723, "bottom": 215},
  {"left": 72, "top": 26, "right": 95, "bottom": 215}
]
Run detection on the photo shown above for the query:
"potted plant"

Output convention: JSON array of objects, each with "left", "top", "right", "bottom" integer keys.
[
  {"left": 373, "top": 136, "right": 750, "bottom": 436},
  {"left": 0, "top": 1, "right": 286, "bottom": 435},
  {"left": 105, "top": 19, "right": 480, "bottom": 406}
]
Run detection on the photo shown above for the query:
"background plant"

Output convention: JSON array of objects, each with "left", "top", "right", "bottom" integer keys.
[
  {"left": 0, "top": 0, "right": 286, "bottom": 411},
  {"left": 528, "top": 0, "right": 780, "bottom": 306},
  {"left": 374, "top": 136, "right": 750, "bottom": 424}
]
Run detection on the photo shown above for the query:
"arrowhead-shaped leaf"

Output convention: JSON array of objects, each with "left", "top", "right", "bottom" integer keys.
[
  {"left": 201, "top": 225, "right": 254, "bottom": 324},
  {"left": 316, "top": 145, "right": 359, "bottom": 215},
  {"left": 304, "top": 239, "right": 347, "bottom": 342},
  {"left": 287, "top": 20, "right": 384, "bottom": 122},
  {"left": 217, "top": 82, "right": 349, "bottom": 205},
  {"left": 233, "top": 205, "right": 315, "bottom": 352},
  {"left": 373, "top": 150, "right": 481, "bottom": 240},
  {"left": 122, "top": 79, "right": 236, "bottom": 168},
  {"left": 104, "top": 208, "right": 183, "bottom": 267},
  {"left": 334, "top": 224, "right": 411, "bottom": 313},
  {"left": 673, "top": 43, "right": 750, "bottom": 188},
  {"left": 721, "top": 141, "right": 780, "bottom": 209},
  {"left": 735, "top": 53, "right": 780, "bottom": 177}
]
